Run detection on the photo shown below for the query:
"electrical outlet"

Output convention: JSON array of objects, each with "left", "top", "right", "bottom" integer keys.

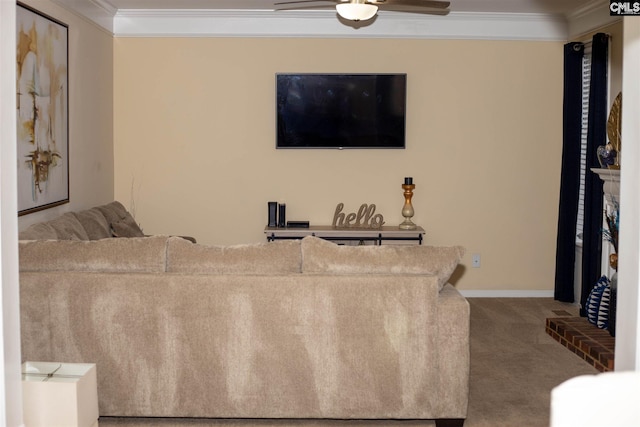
[{"left": 472, "top": 254, "right": 481, "bottom": 268}]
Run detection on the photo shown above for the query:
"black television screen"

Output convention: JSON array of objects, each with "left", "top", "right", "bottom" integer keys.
[{"left": 276, "top": 73, "right": 406, "bottom": 149}]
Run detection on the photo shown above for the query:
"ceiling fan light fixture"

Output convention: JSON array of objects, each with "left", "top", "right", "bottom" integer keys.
[{"left": 336, "top": 3, "right": 378, "bottom": 21}]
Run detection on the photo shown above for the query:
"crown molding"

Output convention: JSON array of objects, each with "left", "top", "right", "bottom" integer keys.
[
  {"left": 113, "top": 10, "right": 569, "bottom": 40},
  {"left": 50, "top": 0, "right": 117, "bottom": 32},
  {"left": 566, "top": 0, "right": 621, "bottom": 39}
]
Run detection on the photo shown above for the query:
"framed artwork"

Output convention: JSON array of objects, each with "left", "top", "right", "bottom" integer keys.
[{"left": 16, "top": 2, "right": 69, "bottom": 216}]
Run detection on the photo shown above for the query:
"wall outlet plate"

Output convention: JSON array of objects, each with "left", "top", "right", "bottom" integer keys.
[{"left": 472, "top": 254, "right": 481, "bottom": 268}]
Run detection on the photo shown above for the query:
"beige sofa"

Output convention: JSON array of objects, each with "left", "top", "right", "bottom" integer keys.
[
  {"left": 19, "top": 208, "right": 469, "bottom": 426},
  {"left": 18, "top": 200, "right": 196, "bottom": 243},
  {"left": 18, "top": 201, "right": 148, "bottom": 241}
]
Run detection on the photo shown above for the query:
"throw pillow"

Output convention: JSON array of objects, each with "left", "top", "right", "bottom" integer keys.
[
  {"left": 300, "top": 236, "right": 465, "bottom": 290},
  {"left": 586, "top": 275, "right": 611, "bottom": 329},
  {"left": 110, "top": 213, "right": 145, "bottom": 238},
  {"left": 95, "top": 201, "right": 130, "bottom": 224}
]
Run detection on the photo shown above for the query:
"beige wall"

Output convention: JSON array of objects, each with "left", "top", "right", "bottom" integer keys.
[
  {"left": 607, "top": 22, "right": 624, "bottom": 101},
  {"left": 114, "top": 37, "right": 563, "bottom": 291},
  {"left": 17, "top": 0, "right": 114, "bottom": 229},
  {"left": 11, "top": 9, "right": 623, "bottom": 293}
]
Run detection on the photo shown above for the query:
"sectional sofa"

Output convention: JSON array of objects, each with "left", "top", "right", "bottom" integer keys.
[{"left": 19, "top": 202, "right": 470, "bottom": 426}]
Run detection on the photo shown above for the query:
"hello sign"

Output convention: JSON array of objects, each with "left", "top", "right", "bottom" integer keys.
[{"left": 332, "top": 203, "right": 385, "bottom": 229}]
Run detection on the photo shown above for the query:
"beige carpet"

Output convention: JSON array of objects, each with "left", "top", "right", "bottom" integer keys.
[{"left": 100, "top": 298, "right": 598, "bottom": 427}]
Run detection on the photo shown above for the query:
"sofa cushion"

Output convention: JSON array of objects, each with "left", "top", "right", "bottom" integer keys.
[
  {"left": 94, "top": 201, "right": 145, "bottom": 237},
  {"left": 47, "top": 212, "right": 90, "bottom": 240},
  {"left": 110, "top": 216, "right": 145, "bottom": 238},
  {"left": 75, "top": 208, "right": 111, "bottom": 240},
  {"left": 95, "top": 201, "right": 130, "bottom": 224},
  {"left": 19, "top": 236, "right": 170, "bottom": 273},
  {"left": 18, "top": 222, "right": 59, "bottom": 240},
  {"left": 301, "top": 236, "right": 465, "bottom": 289},
  {"left": 166, "top": 237, "right": 301, "bottom": 274}
]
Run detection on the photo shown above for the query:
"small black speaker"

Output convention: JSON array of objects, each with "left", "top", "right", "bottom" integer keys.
[
  {"left": 278, "top": 203, "right": 286, "bottom": 228},
  {"left": 268, "top": 201, "right": 278, "bottom": 227}
]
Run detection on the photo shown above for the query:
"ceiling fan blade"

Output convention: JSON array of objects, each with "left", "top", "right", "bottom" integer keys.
[
  {"left": 377, "top": 4, "right": 449, "bottom": 15},
  {"left": 274, "top": 4, "right": 337, "bottom": 10},
  {"left": 369, "top": 0, "right": 450, "bottom": 9},
  {"left": 274, "top": 0, "right": 338, "bottom": 6}
]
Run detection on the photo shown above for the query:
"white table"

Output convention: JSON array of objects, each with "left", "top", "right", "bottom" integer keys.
[{"left": 265, "top": 225, "right": 426, "bottom": 245}]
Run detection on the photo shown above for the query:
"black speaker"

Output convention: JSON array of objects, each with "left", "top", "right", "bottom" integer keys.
[
  {"left": 278, "top": 203, "right": 286, "bottom": 228},
  {"left": 268, "top": 202, "right": 278, "bottom": 227}
]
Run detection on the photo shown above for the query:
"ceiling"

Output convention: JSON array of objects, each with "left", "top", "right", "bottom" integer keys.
[{"left": 104, "top": 0, "right": 588, "bottom": 16}]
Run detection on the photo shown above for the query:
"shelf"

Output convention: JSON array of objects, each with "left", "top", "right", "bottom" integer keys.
[
  {"left": 264, "top": 225, "right": 425, "bottom": 245},
  {"left": 591, "top": 167, "right": 620, "bottom": 209}
]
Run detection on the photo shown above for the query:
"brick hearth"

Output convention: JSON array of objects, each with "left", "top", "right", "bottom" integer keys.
[{"left": 545, "top": 317, "right": 615, "bottom": 372}]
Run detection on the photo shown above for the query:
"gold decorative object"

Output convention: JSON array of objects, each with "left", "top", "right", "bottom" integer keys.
[
  {"left": 332, "top": 203, "right": 385, "bottom": 229},
  {"left": 399, "top": 177, "right": 416, "bottom": 230},
  {"left": 607, "top": 91, "right": 622, "bottom": 169}
]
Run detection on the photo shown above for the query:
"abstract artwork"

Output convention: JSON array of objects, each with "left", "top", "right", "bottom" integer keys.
[{"left": 16, "top": 2, "right": 69, "bottom": 215}]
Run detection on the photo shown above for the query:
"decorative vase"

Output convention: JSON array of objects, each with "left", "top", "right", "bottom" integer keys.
[{"left": 597, "top": 144, "right": 617, "bottom": 168}]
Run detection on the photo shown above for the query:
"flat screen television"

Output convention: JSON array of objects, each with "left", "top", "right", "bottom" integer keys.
[{"left": 276, "top": 73, "right": 407, "bottom": 149}]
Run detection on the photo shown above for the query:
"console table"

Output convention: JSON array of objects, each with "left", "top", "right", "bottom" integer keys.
[{"left": 264, "top": 225, "right": 425, "bottom": 245}]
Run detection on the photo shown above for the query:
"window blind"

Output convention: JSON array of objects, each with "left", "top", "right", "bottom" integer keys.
[{"left": 576, "top": 45, "right": 592, "bottom": 242}]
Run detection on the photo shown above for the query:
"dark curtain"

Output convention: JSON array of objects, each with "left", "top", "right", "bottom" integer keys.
[
  {"left": 579, "top": 33, "right": 609, "bottom": 316},
  {"left": 554, "top": 42, "right": 584, "bottom": 303}
]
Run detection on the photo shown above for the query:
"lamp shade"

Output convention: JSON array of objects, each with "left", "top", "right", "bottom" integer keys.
[{"left": 336, "top": 3, "right": 378, "bottom": 21}]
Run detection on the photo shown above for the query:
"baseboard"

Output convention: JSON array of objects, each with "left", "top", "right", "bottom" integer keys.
[{"left": 460, "top": 290, "right": 555, "bottom": 298}]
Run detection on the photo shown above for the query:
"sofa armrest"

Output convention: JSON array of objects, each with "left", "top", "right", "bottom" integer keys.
[{"left": 436, "top": 284, "right": 470, "bottom": 418}]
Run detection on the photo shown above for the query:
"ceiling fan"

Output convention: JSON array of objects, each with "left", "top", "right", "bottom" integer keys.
[{"left": 274, "top": 0, "right": 451, "bottom": 22}]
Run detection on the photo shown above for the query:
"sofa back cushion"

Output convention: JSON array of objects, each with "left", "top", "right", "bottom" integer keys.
[
  {"left": 74, "top": 207, "right": 112, "bottom": 240},
  {"left": 301, "top": 236, "right": 465, "bottom": 289},
  {"left": 166, "top": 237, "right": 301, "bottom": 274},
  {"left": 19, "top": 236, "right": 170, "bottom": 273},
  {"left": 47, "top": 212, "right": 90, "bottom": 240},
  {"left": 18, "top": 222, "right": 58, "bottom": 240}
]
